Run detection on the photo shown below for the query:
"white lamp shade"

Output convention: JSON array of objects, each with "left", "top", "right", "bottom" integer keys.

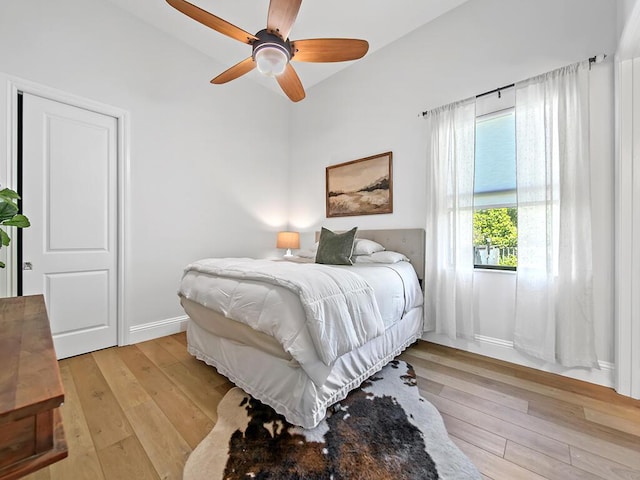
[
  {"left": 255, "top": 45, "right": 288, "bottom": 77},
  {"left": 276, "top": 231, "right": 300, "bottom": 249}
]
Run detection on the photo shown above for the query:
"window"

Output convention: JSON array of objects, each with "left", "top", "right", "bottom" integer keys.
[{"left": 473, "top": 89, "right": 517, "bottom": 269}]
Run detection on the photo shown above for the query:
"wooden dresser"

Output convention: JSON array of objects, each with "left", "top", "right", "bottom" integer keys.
[{"left": 0, "top": 295, "right": 67, "bottom": 480}]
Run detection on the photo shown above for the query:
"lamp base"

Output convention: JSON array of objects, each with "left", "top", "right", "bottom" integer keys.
[{"left": 283, "top": 249, "right": 293, "bottom": 258}]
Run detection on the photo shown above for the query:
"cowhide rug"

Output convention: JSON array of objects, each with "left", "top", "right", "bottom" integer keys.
[{"left": 183, "top": 360, "right": 480, "bottom": 480}]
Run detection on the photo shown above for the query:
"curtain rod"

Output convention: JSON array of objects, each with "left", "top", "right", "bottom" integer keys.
[
  {"left": 475, "top": 83, "right": 514, "bottom": 100},
  {"left": 420, "top": 54, "right": 607, "bottom": 117}
]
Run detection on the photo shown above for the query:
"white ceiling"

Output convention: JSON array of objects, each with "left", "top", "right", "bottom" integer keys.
[{"left": 104, "top": 0, "right": 470, "bottom": 96}]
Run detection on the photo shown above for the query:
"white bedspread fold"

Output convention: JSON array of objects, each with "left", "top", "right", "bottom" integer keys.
[{"left": 180, "top": 258, "right": 385, "bottom": 366}]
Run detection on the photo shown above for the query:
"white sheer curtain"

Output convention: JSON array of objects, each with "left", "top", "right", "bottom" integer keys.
[
  {"left": 424, "top": 98, "right": 476, "bottom": 339},
  {"left": 514, "top": 61, "right": 598, "bottom": 367}
]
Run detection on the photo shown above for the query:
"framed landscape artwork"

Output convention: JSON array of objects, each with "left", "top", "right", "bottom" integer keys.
[{"left": 326, "top": 152, "right": 393, "bottom": 217}]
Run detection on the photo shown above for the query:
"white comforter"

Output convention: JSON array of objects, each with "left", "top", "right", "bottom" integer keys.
[{"left": 179, "top": 258, "right": 385, "bottom": 367}]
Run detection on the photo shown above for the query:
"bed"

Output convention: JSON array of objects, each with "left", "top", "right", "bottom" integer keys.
[{"left": 178, "top": 228, "right": 425, "bottom": 428}]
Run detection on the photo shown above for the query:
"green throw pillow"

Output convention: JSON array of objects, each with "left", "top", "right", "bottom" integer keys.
[{"left": 315, "top": 227, "right": 357, "bottom": 265}]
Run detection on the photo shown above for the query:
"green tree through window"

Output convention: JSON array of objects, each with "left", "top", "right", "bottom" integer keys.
[{"left": 473, "top": 208, "right": 517, "bottom": 267}]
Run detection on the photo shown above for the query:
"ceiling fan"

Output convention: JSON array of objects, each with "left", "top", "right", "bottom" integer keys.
[{"left": 166, "top": 0, "right": 369, "bottom": 102}]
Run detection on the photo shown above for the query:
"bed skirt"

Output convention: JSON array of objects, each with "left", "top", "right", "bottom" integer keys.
[{"left": 186, "top": 306, "right": 423, "bottom": 428}]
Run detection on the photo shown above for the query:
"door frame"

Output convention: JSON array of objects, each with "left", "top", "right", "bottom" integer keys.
[{"left": 0, "top": 74, "right": 130, "bottom": 347}]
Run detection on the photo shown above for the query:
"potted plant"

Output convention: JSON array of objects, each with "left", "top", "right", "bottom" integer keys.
[{"left": 0, "top": 187, "right": 30, "bottom": 267}]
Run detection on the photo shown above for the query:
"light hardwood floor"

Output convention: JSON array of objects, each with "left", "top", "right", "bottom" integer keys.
[{"left": 24, "top": 333, "right": 640, "bottom": 480}]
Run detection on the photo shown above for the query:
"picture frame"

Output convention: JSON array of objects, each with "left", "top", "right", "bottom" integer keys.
[{"left": 326, "top": 151, "right": 393, "bottom": 218}]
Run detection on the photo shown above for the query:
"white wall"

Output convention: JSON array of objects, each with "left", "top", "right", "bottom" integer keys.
[
  {"left": 0, "top": 0, "right": 291, "bottom": 336},
  {"left": 289, "top": 0, "right": 617, "bottom": 382}
]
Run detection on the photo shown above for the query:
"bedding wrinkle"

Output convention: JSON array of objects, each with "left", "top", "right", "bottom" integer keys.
[
  {"left": 260, "top": 288, "right": 305, "bottom": 353},
  {"left": 336, "top": 262, "right": 422, "bottom": 328},
  {"left": 382, "top": 265, "right": 408, "bottom": 316}
]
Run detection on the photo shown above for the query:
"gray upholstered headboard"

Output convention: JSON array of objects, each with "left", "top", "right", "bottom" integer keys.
[{"left": 315, "top": 228, "right": 426, "bottom": 283}]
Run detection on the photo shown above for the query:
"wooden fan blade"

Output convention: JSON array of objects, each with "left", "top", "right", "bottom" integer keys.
[
  {"left": 166, "top": 0, "right": 257, "bottom": 44},
  {"left": 211, "top": 57, "right": 255, "bottom": 84},
  {"left": 267, "top": 0, "right": 302, "bottom": 40},
  {"left": 276, "top": 64, "right": 305, "bottom": 102},
  {"left": 291, "top": 38, "right": 369, "bottom": 63}
]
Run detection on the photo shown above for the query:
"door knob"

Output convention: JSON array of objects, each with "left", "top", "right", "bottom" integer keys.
[{"left": 23, "top": 262, "right": 32, "bottom": 271}]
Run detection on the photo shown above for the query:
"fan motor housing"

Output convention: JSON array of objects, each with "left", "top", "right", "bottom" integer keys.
[{"left": 252, "top": 29, "right": 292, "bottom": 61}]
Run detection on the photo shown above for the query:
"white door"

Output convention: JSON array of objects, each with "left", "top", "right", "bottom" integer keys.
[{"left": 21, "top": 92, "right": 118, "bottom": 359}]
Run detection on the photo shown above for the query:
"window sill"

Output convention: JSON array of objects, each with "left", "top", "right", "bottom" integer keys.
[{"left": 474, "top": 265, "right": 516, "bottom": 274}]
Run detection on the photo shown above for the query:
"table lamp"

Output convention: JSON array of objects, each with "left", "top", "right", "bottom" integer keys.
[{"left": 276, "top": 231, "right": 300, "bottom": 258}]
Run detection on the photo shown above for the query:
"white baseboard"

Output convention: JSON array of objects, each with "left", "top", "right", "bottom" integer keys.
[
  {"left": 128, "top": 315, "right": 189, "bottom": 345},
  {"left": 422, "top": 332, "right": 615, "bottom": 389}
]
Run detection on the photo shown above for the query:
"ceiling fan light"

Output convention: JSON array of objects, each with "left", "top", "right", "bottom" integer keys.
[{"left": 254, "top": 44, "right": 289, "bottom": 77}]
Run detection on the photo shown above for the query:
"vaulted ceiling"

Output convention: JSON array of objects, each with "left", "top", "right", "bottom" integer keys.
[{"left": 104, "top": 0, "right": 470, "bottom": 96}]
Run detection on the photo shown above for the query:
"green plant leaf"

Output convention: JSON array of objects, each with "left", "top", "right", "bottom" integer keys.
[
  {"left": 2, "top": 214, "right": 30, "bottom": 228},
  {"left": 0, "top": 261, "right": 5, "bottom": 268},
  {"left": 0, "top": 202, "right": 19, "bottom": 223},
  {"left": 0, "top": 228, "right": 9, "bottom": 247},
  {"left": 0, "top": 188, "right": 21, "bottom": 201}
]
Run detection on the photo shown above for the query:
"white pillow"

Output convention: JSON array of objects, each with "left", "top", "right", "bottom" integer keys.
[
  {"left": 353, "top": 251, "right": 409, "bottom": 264},
  {"left": 296, "top": 248, "right": 316, "bottom": 259},
  {"left": 352, "top": 238, "right": 385, "bottom": 256}
]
